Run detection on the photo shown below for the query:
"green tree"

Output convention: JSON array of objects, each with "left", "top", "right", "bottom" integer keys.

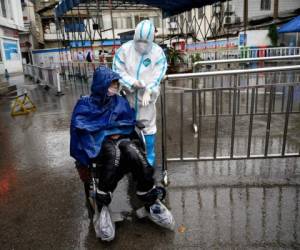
[
  {"left": 268, "top": 23, "right": 278, "bottom": 47},
  {"left": 168, "top": 47, "right": 184, "bottom": 65}
]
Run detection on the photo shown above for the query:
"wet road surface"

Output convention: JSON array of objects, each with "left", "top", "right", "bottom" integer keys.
[{"left": 0, "top": 75, "right": 299, "bottom": 249}]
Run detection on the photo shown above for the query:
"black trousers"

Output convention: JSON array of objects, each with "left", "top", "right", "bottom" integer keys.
[{"left": 94, "top": 138, "right": 154, "bottom": 193}]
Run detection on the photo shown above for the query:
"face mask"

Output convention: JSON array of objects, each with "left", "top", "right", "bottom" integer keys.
[
  {"left": 107, "top": 86, "right": 119, "bottom": 96},
  {"left": 136, "top": 41, "right": 149, "bottom": 54}
]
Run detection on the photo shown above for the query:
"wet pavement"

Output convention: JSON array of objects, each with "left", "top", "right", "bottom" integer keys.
[{"left": 0, "top": 74, "right": 300, "bottom": 249}]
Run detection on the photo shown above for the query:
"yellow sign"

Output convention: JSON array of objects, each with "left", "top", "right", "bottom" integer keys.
[{"left": 11, "top": 94, "right": 36, "bottom": 116}]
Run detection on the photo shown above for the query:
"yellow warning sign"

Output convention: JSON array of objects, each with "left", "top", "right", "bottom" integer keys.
[{"left": 11, "top": 94, "right": 36, "bottom": 116}]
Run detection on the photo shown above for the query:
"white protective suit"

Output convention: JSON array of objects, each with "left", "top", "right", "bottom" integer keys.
[{"left": 112, "top": 20, "right": 167, "bottom": 135}]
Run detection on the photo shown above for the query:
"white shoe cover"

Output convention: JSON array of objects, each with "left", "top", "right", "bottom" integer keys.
[
  {"left": 94, "top": 205, "right": 115, "bottom": 241},
  {"left": 147, "top": 200, "right": 175, "bottom": 231}
]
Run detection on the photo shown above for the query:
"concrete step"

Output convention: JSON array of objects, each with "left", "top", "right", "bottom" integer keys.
[
  {"left": 0, "top": 81, "right": 9, "bottom": 88},
  {"left": 0, "top": 84, "right": 17, "bottom": 96}
]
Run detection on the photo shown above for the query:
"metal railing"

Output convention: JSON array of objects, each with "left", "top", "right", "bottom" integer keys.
[
  {"left": 198, "top": 47, "right": 300, "bottom": 61},
  {"left": 194, "top": 55, "right": 300, "bottom": 67},
  {"left": 160, "top": 65, "right": 300, "bottom": 183},
  {"left": 23, "top": 64, "right": 63, "bottom": 95},
  {"left": 191, "top": 56, "right": 300, "bottom": 130},
  {"left": 241, "top": 47, "right": 300, "bottom": 58},
  {"left": 55, "top": 61, "right": 113, "bottom": 81},
  {"left": 193, "top": 55, "right": 300, "bottom": 73}
]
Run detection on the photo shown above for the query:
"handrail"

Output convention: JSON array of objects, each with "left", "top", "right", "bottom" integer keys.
[
  {"left": 193, "top": 55, "right": 300, "bottom": 66},
  {"left": 23, "top": 63, "right": 59, "bottom": 70},
  {"left": 23, "top": 63, "right": 63, "bottom": 95},
  {"left": 165, "top": 64, "right": 300, "bottom": 80}
]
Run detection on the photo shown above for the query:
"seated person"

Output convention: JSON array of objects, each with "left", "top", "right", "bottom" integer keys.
[{"left": 70, "top": 66, "right": 174, "bottom": 241}]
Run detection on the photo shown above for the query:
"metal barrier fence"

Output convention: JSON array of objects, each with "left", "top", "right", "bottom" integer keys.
[
  {"left": 55, "top": 61, "right": 112, "bottom": 81},
  {"left": 193, "top": 55, "right": 300, "bottom": 73},
  {"left": 49, "top": 52, "right": 300, "bottom": 82},
  {"left": 52, "top": 52, "right": 300, "bottom": 81},
  {"left": 160, "top": 65, "right": 300, "bottom": 183},
  {"left": 241, "top": 47, "right": 300, "bottom": 58},
  {"left": 194, "top": 55, "right": 300, "bottom": 69},
  {"left": 199, "top": 47, "right": 300, "bottom": 61},
  {"left": 23, "top": 64, "right": 63, "bottom": 95},
  {"left": 191, "top": 56, "right": 300, "bottom": 130}
]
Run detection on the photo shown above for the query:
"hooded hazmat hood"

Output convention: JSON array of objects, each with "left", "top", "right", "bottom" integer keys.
[{"left": 134, "top": 20, "right": 155, "bottom": 55}]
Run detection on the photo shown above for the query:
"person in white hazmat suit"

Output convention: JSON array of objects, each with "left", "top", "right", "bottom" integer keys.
[{"left": 113, "top": 20, "right": 167, "bottom": 167}]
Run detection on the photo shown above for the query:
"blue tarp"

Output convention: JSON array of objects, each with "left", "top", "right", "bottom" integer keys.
[
  {"left": 55, "top": 0, "right": 223, "bottom": 18},
  {"left": 278, "top": 15, "right": 300, "bottom": 33},
  {"left": 135, "top": 0, "right": 224, "bottom": 17},
  {"left": 65, "top": 22, "right": 85, "bottom": 32}
]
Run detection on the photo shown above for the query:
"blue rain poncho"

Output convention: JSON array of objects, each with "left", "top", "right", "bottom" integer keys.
[{"left": 70, "top": 67, "right": 136, "bottom": 166}]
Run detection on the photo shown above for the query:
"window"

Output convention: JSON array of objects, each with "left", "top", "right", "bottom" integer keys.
[
  {"left": 261, "top": 0, "right": 271, "bottom": 10},
  {"left": 134, "top": 16, "right": 148, "bottom": 26},
  {"left": 7, "top": 0, "right": 12, "bottom": 19},
  {"left": 134, "top": 15, "right": 139, "bottom": 26},
  {"left": 0, "top": 0, "right": 12, "bottom": 19},
  {"left": 198, "top": 7, "right": 204, "bottom": 19},
  {"left": 180, "top": 14, "right": 184, "bottom": 26},
  {"left": 151, "top": 16, "right": 160, "bottom": 28},
  {"left": 225, "top": 16, "right": 231, "bottom": 24},
  {"left": 169, "top": 16, "right": 177, "bottom": 22},
  {"left": 0, "top": 0, "right": 7, "bottom": 17},
  {"left": 113, "top": 18, "right": 118, "bottom": 29},
  {"left": 118, "top": 18, "right": 123, "bottom": 29},
  {"left": 101, "top": 16, "right": 104, "bottom": 28},
  {"left": 139, "top": 16, "right": 148, "bottom": 22},
  {"left": 187, "top": 10, "right": 192, "bottom": 22},
  {"left": 126, "top": 16, "right": 132, "bottom": 29}
]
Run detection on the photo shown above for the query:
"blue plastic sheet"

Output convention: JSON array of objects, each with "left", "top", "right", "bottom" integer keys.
[
  {"left": 278, "top": 15, "right": 300, "bottom": 33},
  {"left": 70, "top": 67, "right": 136, "bottom": 165},
  {"left": 65, "top": 22, "right": 85, "bottom": 32},
  {"left": 55, "top": 0, "right": 223, "bottom": 18},
  {"left": 65, "top": 0, "right": 74, "bottom": 9}
]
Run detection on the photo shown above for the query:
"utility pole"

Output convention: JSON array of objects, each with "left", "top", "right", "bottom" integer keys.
[
  {"left": 243, "top": 0, "right": 248, "bottom": 46},
  {"left": 243, "top": 0, "right": 248, "bottom": 31},
  {"left": 274, "top": 0, "right": 279, "bottom": 19}
]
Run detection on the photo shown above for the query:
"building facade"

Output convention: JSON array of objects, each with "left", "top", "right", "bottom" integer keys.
[
  {"left": 231, "top": 0, "right": 300, "bottom": 23},
  {"left": 38, "top": 3, "right": 165, "bottom": 47},
  {"left": 19, "top": 0, "right": 44, "bottom": 64},
  {"left": 32, "top": 0, "right": 300, "bottom": 64},
  {"left": 0, "top": 0, "right": 24, "bottom": 74},
  {"left": 34, "top": 0, "right": 168, "bottom": 64}
]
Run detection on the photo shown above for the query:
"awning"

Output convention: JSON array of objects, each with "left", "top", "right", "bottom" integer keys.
[
  {"left": 278, "top": 15, "right": 300, "bottom": 33},
  {"left": 55, "top": 0, "right": 224, "bottom": 18}
]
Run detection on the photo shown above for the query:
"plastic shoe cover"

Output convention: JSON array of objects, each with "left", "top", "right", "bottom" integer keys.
[
  {"left": 93, "top": 205, "right": 115, "bottom": 241},
  {"left": 147, "top": 200, "right": 175, "bottom": 231}
]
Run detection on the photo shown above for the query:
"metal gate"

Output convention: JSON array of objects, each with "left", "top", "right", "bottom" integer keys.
[{"left": 159, "top": 65, "right": 300, "bottom": 182}]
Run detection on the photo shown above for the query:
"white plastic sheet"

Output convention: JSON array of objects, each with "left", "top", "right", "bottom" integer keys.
[{"left": 93, "top": 205, "right": 115, "bottom": 241}]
